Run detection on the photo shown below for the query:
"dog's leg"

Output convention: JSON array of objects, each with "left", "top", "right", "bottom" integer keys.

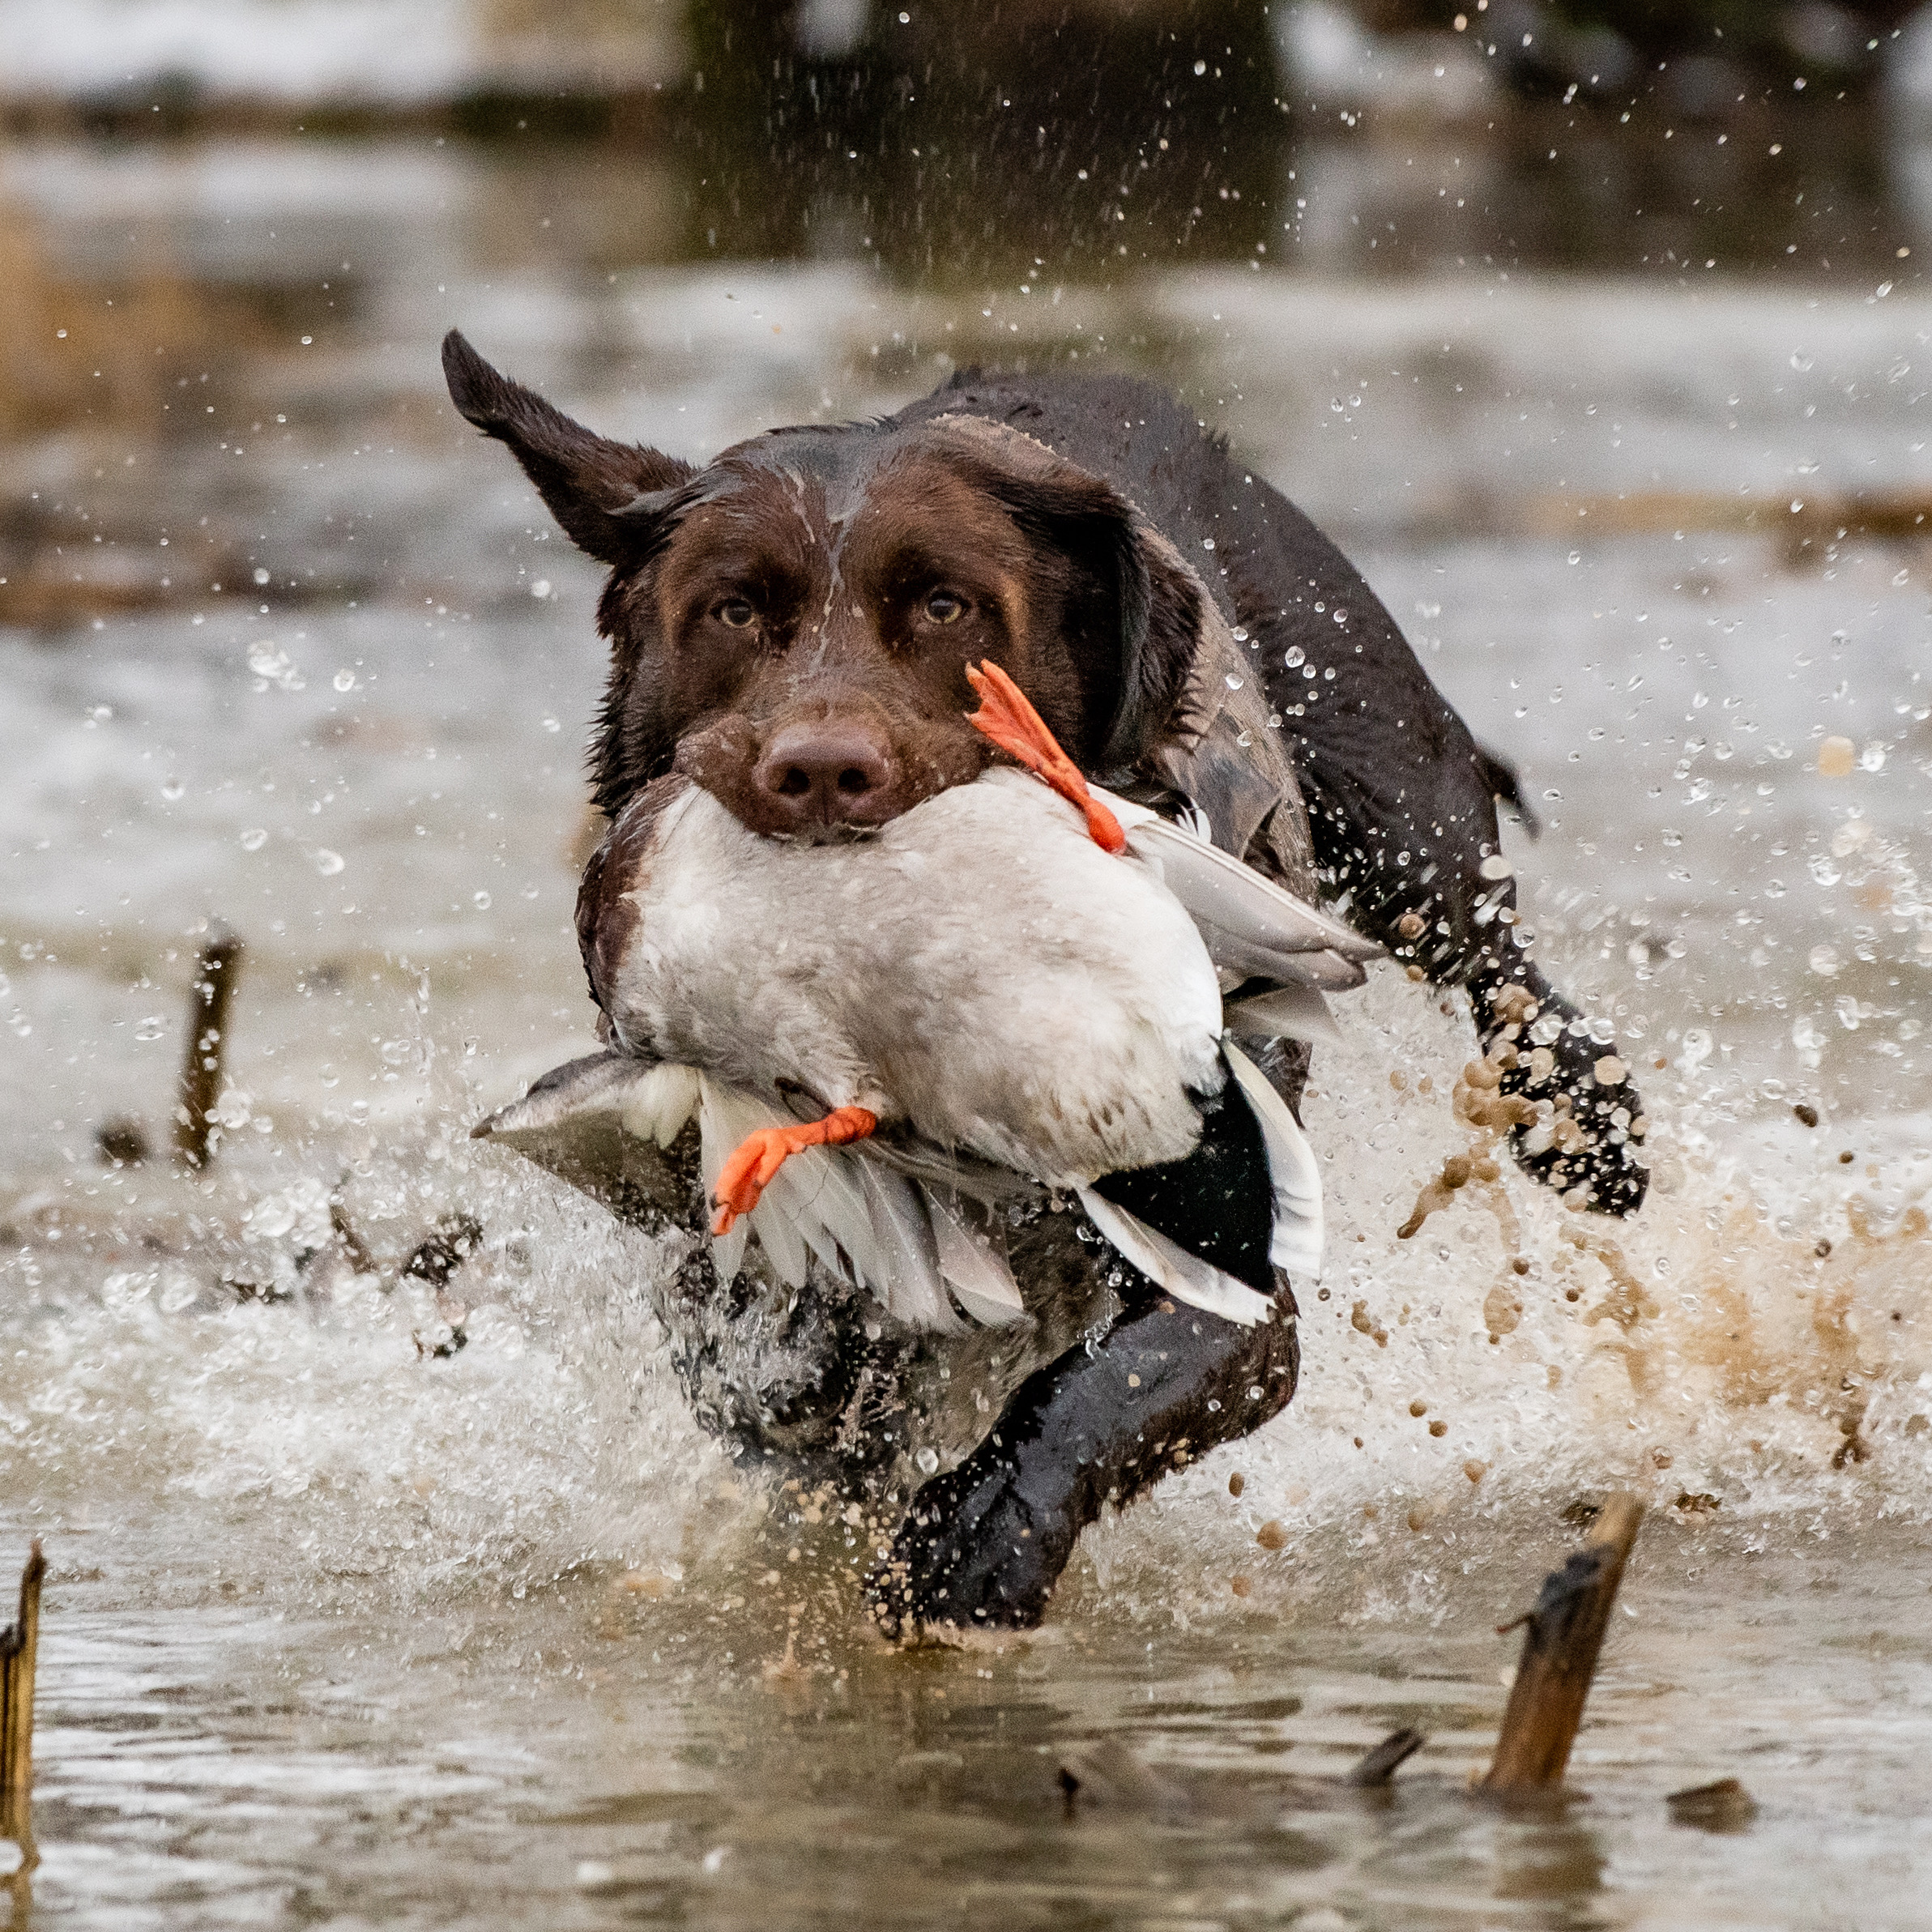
[
  {"left": 868, "top": 1278, "right": 1299, "bottom": 1636},
  {"left": 1462, "top": 957, "right": 1648, "bottom": 1214}
]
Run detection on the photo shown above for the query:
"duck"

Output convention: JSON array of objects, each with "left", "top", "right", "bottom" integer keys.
[{"left": 480, "top": 663, "right": 1380, "bottom": 1333}]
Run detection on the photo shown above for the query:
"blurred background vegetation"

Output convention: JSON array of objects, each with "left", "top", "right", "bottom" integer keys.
[{"left": 7, "top": 0, "right": 1932, "bottom": 619}]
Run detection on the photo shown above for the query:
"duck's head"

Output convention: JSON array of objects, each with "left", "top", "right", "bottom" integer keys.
[{"left": 442, "top": 332, "right": 1208, "bottom": 841}]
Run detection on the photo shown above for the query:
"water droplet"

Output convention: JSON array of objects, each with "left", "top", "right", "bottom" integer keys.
[
  {"left": 253, "top": 567, "right": 270, "bottom": 586},
  {"left": 531, "top": 579, "right": 552, "bottom": 599},
  {"left": 1816, "top": 735, "right": 1856, "bottom": 778},
  {"left": 1789, "top": 352, "right": 1814, "bottom": 372},
  {"left": 1478, "top": 855, "right": 1514, "bottom": 881},
  {"left": 1193, "top": 57, "right": 1206, "bottom": 74},
  {"left": 333, "top": 669, "right": 356, "bottom": 693},
  {"left": 240, "top": 828, "right": 268, "bottom": 851},
  {"left": 1284, "top": 646, "right": 1305, "bottom": 668},
  {"left": 314, "top": 848, "right": 344, "bottom": 876},
  {"left": 134, "top": 1015, "right": 164, "bottom": 1042},
  {"left": 1225, "top": 672, "right": 1243, "bottom": 690},
  {"left": 379, "top": 1039, "right": 412, "bottom": 1065},
  {"left": 915, "top": 1446, "right": 940, "bottom": 1474},
  {"left": 1567, "top": 550, "right": 1580, "bottom": 565},
  {"left": 473, "top": 890, "right": 492, "bottom": 910},
  {"left": 251, "top": 1196, "right": 296, "bottom": 1239},
  {"left": 160, "top": 776, "right": 185, "bottom": 800},
  {"left": 246, "top": 640, "right": 303, "bottom": 690},
  {"left": 1809, "top": 945, "right": 1841, "bottom": 977}
]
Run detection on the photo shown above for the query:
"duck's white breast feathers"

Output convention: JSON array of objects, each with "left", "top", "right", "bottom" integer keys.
[{"left": 608, "top": 770, "right": 1223, "bottom": 1184}]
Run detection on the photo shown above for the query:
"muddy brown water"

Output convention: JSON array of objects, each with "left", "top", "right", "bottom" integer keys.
[{"left": 3, "top": 108, "right": 1932, "bottom": 1928}]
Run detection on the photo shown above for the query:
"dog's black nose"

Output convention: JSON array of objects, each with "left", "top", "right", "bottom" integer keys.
[{"left": 753, "top": 721, "right": 898, "bottom": 830}]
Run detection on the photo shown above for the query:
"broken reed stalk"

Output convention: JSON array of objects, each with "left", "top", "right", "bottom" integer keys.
[
  {"left": 1, "top": 1542, "right": 45, "bottom": 1802},
  {"left": 174, "top": 928, "right": 243, "bottom": 1169},
  {"left": 1346, "top": 1725, "right": 1426, "bottom": 1787},
  {"left": 1482, "top": 1492, "right": 1644, "bottom": 1793}
]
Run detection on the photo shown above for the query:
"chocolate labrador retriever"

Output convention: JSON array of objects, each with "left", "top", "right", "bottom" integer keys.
[{"left": 445, "top": 331, "right": 1645, "bottom": 1632}]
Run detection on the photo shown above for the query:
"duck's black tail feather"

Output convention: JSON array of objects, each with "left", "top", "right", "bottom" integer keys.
[{"left": 1090, "top": 1081, "right": 1277, "bottom": 1298}]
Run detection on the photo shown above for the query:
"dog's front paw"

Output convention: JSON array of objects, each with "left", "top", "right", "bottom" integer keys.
[
  {"left": 866, "top": 1458, "right": 1070, "bottom": 1639},
  {"left": 1483, "top": 984, "right": 1648, "bottom": 1217}
]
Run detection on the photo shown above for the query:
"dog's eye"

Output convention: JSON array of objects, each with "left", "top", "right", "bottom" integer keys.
[
  {"left": 714, "top": 598, "right": 757, "bottom": 629},
  {"left": 924, "top": 589, "right": 967, "bottom": 625}
]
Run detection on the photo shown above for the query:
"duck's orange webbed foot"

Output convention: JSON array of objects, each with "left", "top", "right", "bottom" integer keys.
[
  {"left": 710, "top": 1105, "right": 879, "bottom": 1235},
  {"left": 966, "top": 661, "right": 1125, "bottom": 854}
]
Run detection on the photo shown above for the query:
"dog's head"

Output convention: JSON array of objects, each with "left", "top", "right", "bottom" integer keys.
[{"left": 443, "top": 332, "right": 1205, "bottom": 837}]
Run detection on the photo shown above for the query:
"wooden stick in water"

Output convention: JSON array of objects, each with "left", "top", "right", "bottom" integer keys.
[
  {"left": 174, "top": 928, "right": 243, "bottom": 1169},
  {"left": 1, "top": 1541, "right": 45, "bottom": 1800},
  {"left": 1482, "top": 1492, "right": 1644, "bottom": 1793},
  {"left": 1346, "top": 1726, "right": 1426, "bottom": 1787}
]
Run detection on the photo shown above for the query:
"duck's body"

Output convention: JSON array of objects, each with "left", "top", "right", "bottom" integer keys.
[
  {"left": 593, "top": 767, "right": 1221, "bottom": 1186},
  {"left": 505, "top": 674, "right": 1379, "bottom": 1335}
]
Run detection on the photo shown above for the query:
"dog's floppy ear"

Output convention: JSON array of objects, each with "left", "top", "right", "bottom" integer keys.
[
  {"left": 927, "top": 416, "right": 1204, "bottom": 767},
  {"left": 442, "top": 330, "right": 694, "bottom": 568}
]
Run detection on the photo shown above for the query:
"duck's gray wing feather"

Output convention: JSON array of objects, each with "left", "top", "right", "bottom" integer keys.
[
  {"left": 1223, "top": 981, "right": 1343, "bottom": 1047},
  {"left": 469, "top": 1051, "right": 702, "bottom": 1232},
  {"left": 1098, "top": 785, "right": 1380, "bottom": 966},
  {"left": 925, "top": 1190, "right": 1028, "bottom": 1329}
]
